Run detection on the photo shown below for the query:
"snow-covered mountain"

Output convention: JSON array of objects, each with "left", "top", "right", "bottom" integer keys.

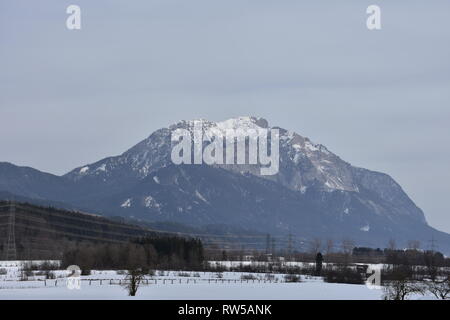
[
  {"left": 0, "top": 117, "right": 448, "bottom": 251},
  {"left": 64, "top": 116, "right": 426, "bottom": 225}
]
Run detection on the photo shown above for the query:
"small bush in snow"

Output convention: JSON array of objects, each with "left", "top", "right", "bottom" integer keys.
[
  {"left": 324, "top": 267, "right": 364, "bottom": 285},
  {"left": 241, "top": 274, "right": 258, "bottom": 280},
  {"left": 178, "top": 272, "right": 190, "bottom": 277},
  {"left": 81, "top": 269, "right": 91, "bottom": 276},
  {"left": 284, "top": 274, "right": 302, "bottom": 283},
  {"left": 264, "top": 273, "right": 275, "bottom": 281}
]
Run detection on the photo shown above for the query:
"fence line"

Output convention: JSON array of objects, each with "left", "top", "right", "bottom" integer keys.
[{"left": 32, "top": 277, "right": 283, "bottom": 287}]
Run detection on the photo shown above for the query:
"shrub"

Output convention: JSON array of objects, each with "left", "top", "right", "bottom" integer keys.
[
  {"left": 264, "top": 273, "right": 275, "bottom": 281},
  {"left": 241, "top": 274, "right": 258, "bottom": 280},
  {"left": 178, "top": 272, "right": 190, "bottom": 277},
  {"left": 383, "top": 280, "right": 424, "bottom": 300},
  {"left": 81, "top": 269, "right": 91, "bottom": 276},
  {"left": 123, "top": 269, "right": 145, "bottom": 297},
  {"left": 324, "top": 267, "right": 364, "bottom": 284},
  {"left": 425, "top": 277, "right": 450, "bottom": 300},
  {"left": 284, "top": 274, "right": 302, "bottom": 283}
]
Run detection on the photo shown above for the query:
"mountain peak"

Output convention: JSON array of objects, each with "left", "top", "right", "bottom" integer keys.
[
  {"left": 216, "top": 116, "right": 269, "bottom": 130},
  {"left": 169, "top": 116, "right": 269, "bottom": 131}
]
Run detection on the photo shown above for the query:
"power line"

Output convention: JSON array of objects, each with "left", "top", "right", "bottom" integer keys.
[
  {"left": 1, "top": 201, "right": 383, "bottom": 251},
  {"left": 4, "top": 201, "right": 17, "bottom": 261},
  {"left": 1, "top": 211, "right": 151, "bottom": 240},
  {"left": 265, "top": 234, "right": 271, "bottom": 254},
  {"left": 428, "top": 235, "right": 438, "bottom": 253}
]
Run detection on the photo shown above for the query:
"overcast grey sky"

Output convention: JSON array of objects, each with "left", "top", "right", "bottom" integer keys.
[{"left": 1, "top": 0, "right": 450, "bottom": 234}]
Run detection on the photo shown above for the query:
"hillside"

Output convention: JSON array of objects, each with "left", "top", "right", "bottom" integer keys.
[{"left": 0, "top": 201, "right": 155, "bottom": 260}]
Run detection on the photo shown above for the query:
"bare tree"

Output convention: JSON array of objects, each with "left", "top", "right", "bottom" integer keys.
[
  {"left": 124, "top": 268, "right": 145, "bottom": 296},
  {"left": 424, "top": 251, "right": 438, "bottom": 281},
  {"left": 341, "top": 239, "right": 354, "bottom": 255},
  {"left": 325, "top": 239, "right": 334, "bottom": 256},
  {"left": 383, "top": 279, "right": 424, "bottom": 300},
  {"left": 310, "top": 238, "right": 322, "bottom": 255},
  {"left": 426, "top": 277, "right": 450, "bottom": 300},
  {"left": 387, "top": 239, "right": 397, "bottom": 251},
  {"left": 341, "top": 238, "right": 354, "bottom": 266},
  {"left": 407, "top": 240, "right": 420, "bottom": 251}
]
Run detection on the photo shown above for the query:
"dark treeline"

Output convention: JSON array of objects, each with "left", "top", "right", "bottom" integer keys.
[
  {"left": 382, "top": 249, "right": 448, "bottom": 281},
  {"left": 0, "top": 201, "right": 156, "bottom": 260},
  {"left": 352, "top": 247, "right": 384, "bottom": 257},
  {"left": 207, "top": 246, "right": 450, "bottom": 267},
  {"left": 354, "top": 247, "right": 449, "bottom": 268},
  {"left": 61, "top": 236, "right": 204, "bottom": 273}
]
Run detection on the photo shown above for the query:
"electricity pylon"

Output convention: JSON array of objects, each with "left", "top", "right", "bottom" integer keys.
[{"left": 4, "top": 201, "right": 17, "bottom": 261}]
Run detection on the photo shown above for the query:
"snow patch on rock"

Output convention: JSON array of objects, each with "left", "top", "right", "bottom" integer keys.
[
  {"left": 79, "top": 166, "right": 89, "bottom": 174},
  {"left": 360, "top": 224, "right": 370, "bottom": 232},
  {"left": 120, "top": 199, "right": 132, "bottom": 208},
  {"left": 144, "top": 196, "right": 160, "bottom": 210},
  {"left": 195, "top": 190, "right": 209, "bottom": 204},
  {"left": 96, "top": 164, "right": 106, "bottom": 172}
]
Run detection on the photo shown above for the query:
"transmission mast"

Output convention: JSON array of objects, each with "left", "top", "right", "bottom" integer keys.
[
  {"left": 4, "top": 201, "right": 17, "bottom": 261},
  {"left": 428, "top": 235, "right": 438, "bottom": 253},
  {"left": 287, "top": 234, "right": 293, "bottom": 258}
]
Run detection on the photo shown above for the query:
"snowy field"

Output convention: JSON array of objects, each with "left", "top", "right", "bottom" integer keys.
[
  {"left": 1, "top": 280, "right": 387, "bottom": 300},
  {"left": 0, "top": 261, "right": 434, "bottom": 300}
]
